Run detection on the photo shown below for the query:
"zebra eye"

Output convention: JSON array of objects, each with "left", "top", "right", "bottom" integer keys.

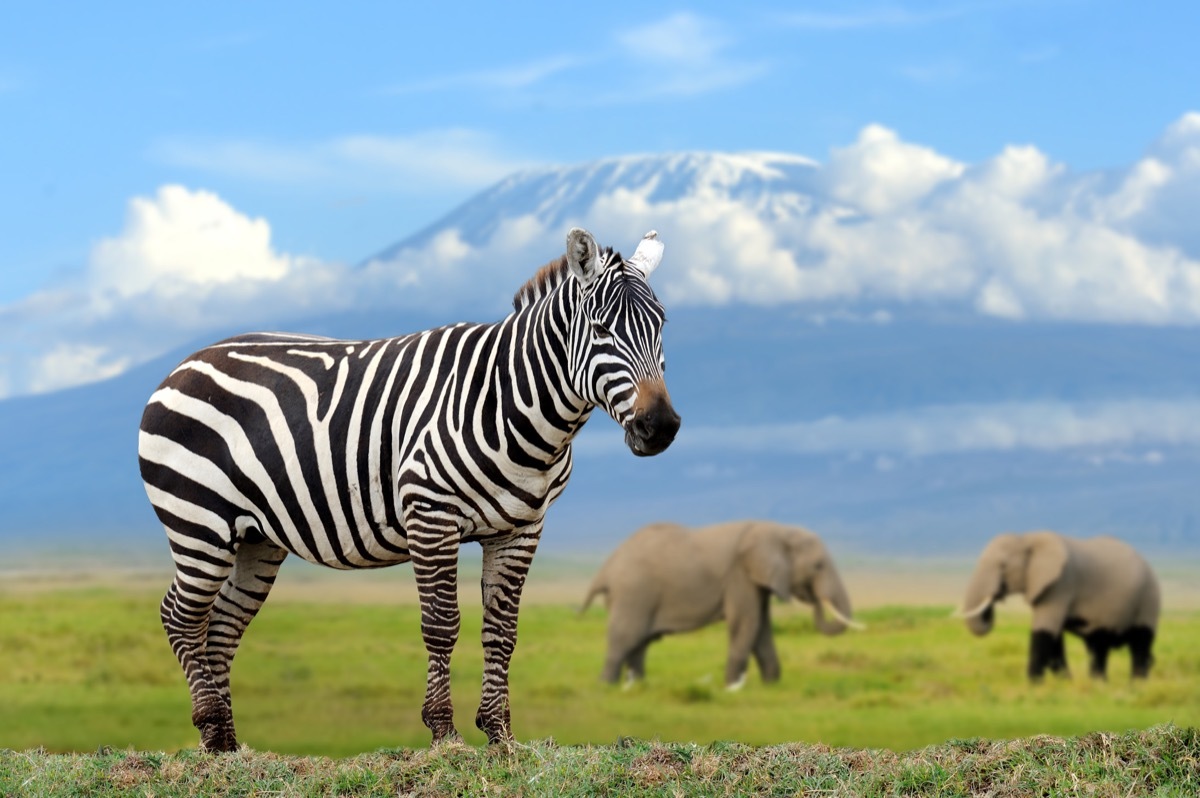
[{"left": 591, "top": 321, "right": 612, "bottom": 339}]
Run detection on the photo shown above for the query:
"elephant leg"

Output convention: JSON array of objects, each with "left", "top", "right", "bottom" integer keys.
[
  {"left": 602, "top": 618, "right": 652, "bottom": 685},
  {"left": 601, "top": 648, "right": 625, "bottom": 685},
  {"left": 1027, "top": 630, "right": 1062, "bottom": 682},
  {"left": 725, "top": 587, "right": 764, "bottom": 688},
  {"left": 1047, "top": 633, "right": 1069, "bottom": 676},
  {"left": 1084, "top": 630, "right": 1113, "bottom": 679},
  {"left": 474, "top": 527, "right": 541, "bottom": 744},
  {"left": 751, "top": 592, "right": 781, "bottom": 683},
  {"left": 1128, "top": 626, "right": 1155, "bottom": 678},
  {"left": 624, "top": 637, "right": 656, "bottom": 683}
]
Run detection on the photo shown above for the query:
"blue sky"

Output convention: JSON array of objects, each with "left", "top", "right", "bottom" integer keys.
[{"left": 2, "top": 1, "right": 1199, "bottom": 398}]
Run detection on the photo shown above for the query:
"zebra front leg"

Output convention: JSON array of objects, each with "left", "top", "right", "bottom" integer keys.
[
  {"left": 408, "top": 515, "right": 464, "bottom": 744},
  {"left": 475, "top": 527, "right": 541, "bottom": 744},
  {"left": 160, "top": 547, "right": 236, "bottom": 752}
]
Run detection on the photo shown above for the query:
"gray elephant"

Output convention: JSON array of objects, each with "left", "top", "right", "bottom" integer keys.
[
  {"left": 581, "top": 520, "right": 860, "bottom": 688},
  {"left": 956, "top": 530, "right": 1160, "bottom": 680}
]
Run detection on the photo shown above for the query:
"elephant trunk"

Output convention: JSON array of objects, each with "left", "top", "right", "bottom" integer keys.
[
  {"left": 958, "top": 565, "right": 1001, "bottom": 636},
  {"left": 811, "top": 566, "right": 857, "bottom": 635}
]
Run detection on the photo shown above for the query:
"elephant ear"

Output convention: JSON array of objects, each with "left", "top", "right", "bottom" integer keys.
[
  {"left": 1025, "top": 532, "right": 1069, "bottom": 605},
  {"left": 740, "top": 526, "right": 792, "bottom": 602}
]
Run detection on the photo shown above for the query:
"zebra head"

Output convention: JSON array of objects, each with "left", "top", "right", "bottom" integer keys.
[{"left": 565, "top": 227, "right": 681, "bottom": 457}]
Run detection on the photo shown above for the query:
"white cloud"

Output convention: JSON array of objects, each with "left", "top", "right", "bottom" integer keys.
[
  {"left": 335, "top": 133, "right": 531, "bottom": 187},
  {"left": 28, "top": 344, "right": 131, "bottom": 395},
  {"left": 607, "top": 13, "right": 768, "bottom": 101},
  {"left": 153, "top": 130, "right": 533, "bottom": 190},
  {"left": 575, "top": 399, "right": 1200, "bottom": 458},
  {"left": 897, "top": 59, "right": 969, "bottom": 85},
  {"left": 1096, "top": 112, "right": 1200, "bottom": 260},
  {"left": 90, "top": 185, "right": 290, "bottom": 301},
  {"left": 382, "top": 56, "right": 583, "bottom": 94},
  {"left": 0, "top": 186, "right": 357, "bottom": 397},
  {"left": 824, "top": 125, "right": 965, "bottom": 215},
  {"left": 778, "top": 5, "right": 979, "bottom": 30},
  {"left": 375, "top": 13, "right": 767, "bottom": 106},
  {"left": 617, "top": 13, "right": 730, "bottom": 66}
]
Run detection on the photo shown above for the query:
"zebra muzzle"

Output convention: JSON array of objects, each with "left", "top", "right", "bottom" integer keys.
[{"left": 625, "top": 401, "right": 681, "bottom": 457}]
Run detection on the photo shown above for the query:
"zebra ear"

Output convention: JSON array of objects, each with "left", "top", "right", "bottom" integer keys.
[
  {"left": 565, "top": 227, "right": 603, "bottom": 288},
  {"left": 626, "top": 230, "right": 663, "bottom": 278}
]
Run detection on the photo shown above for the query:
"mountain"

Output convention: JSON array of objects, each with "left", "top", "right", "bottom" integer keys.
[
  {"left": 371, "top": 152, "right": 823, "bottom": 256},
  {"left": 4, "top": 152, "right": 1200, "bottom": 562}
]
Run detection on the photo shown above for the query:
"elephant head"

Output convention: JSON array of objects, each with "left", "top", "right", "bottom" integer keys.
[
  {"left": 957, "top": 531, "right": 1069, "bottom": 635},
  {"left": 739, "top": 523, "right": 860, "bottom": 634}
]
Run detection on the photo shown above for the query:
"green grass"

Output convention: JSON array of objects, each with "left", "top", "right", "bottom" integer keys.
[
  {"left": 1, "top": 587, "right": 1197, "bottom": 757},
  {"left": 3, "top": 727, "right": 1198, "bottom": 797}
]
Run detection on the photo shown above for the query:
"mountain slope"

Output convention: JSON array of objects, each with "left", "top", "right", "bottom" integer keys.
[
  {"left": 5, "top": 308, "right": 1200, "bottom": 557},
  {"left": 5, "top": 152, "right": 1200, "bottom": 559}
]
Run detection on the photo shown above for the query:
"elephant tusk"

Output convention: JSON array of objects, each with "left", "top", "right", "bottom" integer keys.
[
  {"left": 821, "top": 599, "right": 866, "bottom": 631},
  {"left": 951, "top": 597, "right": 993, "bottom": 619}
]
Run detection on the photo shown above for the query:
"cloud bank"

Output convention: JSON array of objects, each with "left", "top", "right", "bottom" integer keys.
[
  {"left": 391, "top": 113, "right": 1200, "bottom": 326},
  {"left": 0, "top": 186, "right": 352, "bottom": 397},
  {"left": 579, "top": 116, "right": 1200, "bottom": 323},
  {"left": 154, "top": 130, "right": 532, "bottom": 190},
  {"left": 567, "top": 397, "right": 1200, "bottom": 461},
  {"left": 5, "top": 114, "right": 1200, "bottom": 400},
  {"left": 378, "top": 12, "right": 767, "bottom": 104},
  {"left": 651, "top": 399, "right": 1200, "bottom": 458}
]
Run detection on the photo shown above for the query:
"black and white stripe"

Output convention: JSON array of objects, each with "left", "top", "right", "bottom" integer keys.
[{"left": 139, "top": 228, "right": 680, "bottom": 750}]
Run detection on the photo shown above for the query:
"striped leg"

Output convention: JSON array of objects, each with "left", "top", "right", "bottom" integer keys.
[
  {"left": 408, "top": 514, "right": 463, "bottom": 743},
  {"left": 475, "top": 526, "right": 541, "bottom": 744},
  {"left": 159, "top": 542, "right": 237, "bottom": 752},
  {"left": 205, "top": 538, "right": 288, "bottom": 730}
]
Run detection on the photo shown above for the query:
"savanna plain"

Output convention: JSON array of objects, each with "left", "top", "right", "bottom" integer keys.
[{"left": 2, "top": 552, "right": 1198, "bottom": 796}]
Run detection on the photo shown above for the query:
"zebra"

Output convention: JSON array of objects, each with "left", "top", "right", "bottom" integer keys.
[{"left": 138, "top": 227, "right": 680, "bottom": 750}]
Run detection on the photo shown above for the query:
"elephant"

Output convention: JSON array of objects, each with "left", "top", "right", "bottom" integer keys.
[
  {"left": 580, "top": 520, "right": 860, "bottom": 688},
  {"left": 956, "top": 530, "right": 1160, "bottom": 681}
]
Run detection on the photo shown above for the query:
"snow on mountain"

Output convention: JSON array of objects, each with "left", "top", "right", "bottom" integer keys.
[{"left": 374, "top": 151, "right": 824, "bottom": 254}]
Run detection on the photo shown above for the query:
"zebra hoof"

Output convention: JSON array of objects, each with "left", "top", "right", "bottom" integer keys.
[
  {"left": 430, "top": 729, "right": 464, "bottom": 746},
  {"left": 198, "top": 725, "right": 238, "bottom": 753},
  {"left": 194, "top": 701, "right": 237, "bottom": 752},
  {"left": 475, "top": 713, "right": 512, "bottom": 745},
  {"left": 479, "top": 725, "right": 513, "bottom": 745}
]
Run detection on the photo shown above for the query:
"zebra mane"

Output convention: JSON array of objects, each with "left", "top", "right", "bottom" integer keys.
[{"left": 511, "top": 246, "right": 617, "bottom": 311}]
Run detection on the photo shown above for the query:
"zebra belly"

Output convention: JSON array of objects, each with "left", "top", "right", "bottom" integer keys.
[{"left": 395, "top": 445, "right": 575, "bottom": 540}]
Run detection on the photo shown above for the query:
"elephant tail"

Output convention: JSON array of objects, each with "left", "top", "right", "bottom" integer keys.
[{"left": 579, "top": 577, "right": 609, "bottom": 615}]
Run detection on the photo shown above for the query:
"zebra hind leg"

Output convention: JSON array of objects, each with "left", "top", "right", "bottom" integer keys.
[
  {"left": 409, "top": 517, "right": 464, "bottom": 743},
  {"left": 160, "top": 537, "right": 237, "bottom": 752},
  {"left": 205, "top": 536, "right": 289, "bottom": 739}
]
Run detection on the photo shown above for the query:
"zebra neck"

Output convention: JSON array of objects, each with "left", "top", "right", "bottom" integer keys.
[{"left": 494, "top": 285, "right": 592, "bottom": 464}]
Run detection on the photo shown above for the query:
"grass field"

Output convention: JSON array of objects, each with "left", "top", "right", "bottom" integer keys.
[{"left": 1, "top": 557, "right": 1197, "bottom": 758}]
